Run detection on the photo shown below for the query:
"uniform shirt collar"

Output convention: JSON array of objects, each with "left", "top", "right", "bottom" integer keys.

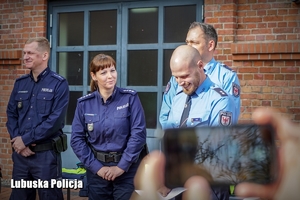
[
  {"left": 29, "top": 67, "right": 50, "bottom": 82},
  {"left": 204, "top": 58, "right": 217, "bottom": 75},
  {"left": 99, "top": 86, "right": 117, "bottom": 104},
  {"left": 194, "top": 76, "right": 214, "bottom": 98}
]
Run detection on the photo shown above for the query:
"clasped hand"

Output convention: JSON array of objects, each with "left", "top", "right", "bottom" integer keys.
[
  {"left": 97, "top": 166, "right": 124, "bottom": 181},
  {"left": 11, "top": 136, "right": 35, "bottom": 157}
]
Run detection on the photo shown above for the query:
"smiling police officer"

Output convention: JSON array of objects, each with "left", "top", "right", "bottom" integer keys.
[
  {"left": 6, "top": 37, "right": 69, "bottom": 200},
  {"left": 71, "top": 54, "right": 147, "bottom": 200},
  {"left": 160, "top": 22, "right": 240, "bottom": 130},
  {"left": 159, "top": 45, "right": 236, "bottom": 200}
]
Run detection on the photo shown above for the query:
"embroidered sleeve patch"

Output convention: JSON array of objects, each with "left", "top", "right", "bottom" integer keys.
[
  {"left": 232, "top": 83, "right": 240, "bottom": 97},
  {"left": 219, "top": 111, "right": 232, "bottom": 126},
  {"left": 164, "top": 81, "right": 171, "bottom": 94}
]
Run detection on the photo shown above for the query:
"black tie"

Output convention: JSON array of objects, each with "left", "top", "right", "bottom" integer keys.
[{"left": 180, "top": 95, "right": 192, "bottom": 127}]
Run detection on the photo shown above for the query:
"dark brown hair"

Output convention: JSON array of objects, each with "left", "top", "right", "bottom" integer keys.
[
  {"left": 189, "top": 22, "right": 218, "bottom": 50},
  {"left": 90, "top": 54, "right": 116, "bottom": 92}
]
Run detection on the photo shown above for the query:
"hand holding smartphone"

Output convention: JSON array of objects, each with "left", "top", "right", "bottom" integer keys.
[{"left": 162, "top": 124, "right": 278, "bottom": 188}]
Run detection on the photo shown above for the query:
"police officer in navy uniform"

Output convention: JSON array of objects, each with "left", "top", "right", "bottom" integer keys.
[
  {"left": 71, "top": 54, "right": 147, "bottom": 200},
  {"left": 6, "top": 37, "right": 69, "bottom": 200},
  {"left": 160, "top": 22, "right": 240, "bottom": 130},
  {"left": 158, "top": 45, "right": 236, "bottom": 200}
]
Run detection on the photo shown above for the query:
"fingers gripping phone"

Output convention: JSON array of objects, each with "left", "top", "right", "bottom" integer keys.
[{"left": 162, "top": 124, "right": 278, "bottom": 188}]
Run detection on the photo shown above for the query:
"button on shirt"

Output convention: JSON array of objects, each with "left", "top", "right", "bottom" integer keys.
[
  {"left": 6, "top": 67, "right": 69, "bottom": 146},
  {"left": 164, "top": 77, "right": 236, "bottom": 129},
  {"left": 160, "top": 58, "right": 240, "bottom": 129},
  {"left": 71, "top": 87, "right": 147, "bottom": 174}
]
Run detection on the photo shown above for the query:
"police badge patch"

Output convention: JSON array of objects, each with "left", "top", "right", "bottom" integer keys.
[
  {"left": 87, "top": 123, "right": 94, "bottom": 131},
  {"left": 219, "top": 111, "right": 232, "bottom": 126},
  {"left": 232, "top": 83, "right": 240, "bottom": 97},
  {"left": 164, "top": 82, "right": 171, "bottom": 94}
]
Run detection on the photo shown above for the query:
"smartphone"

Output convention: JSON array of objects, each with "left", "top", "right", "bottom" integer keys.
[{"left": 162, "top": 124, "right": 278, "bottom": 188}]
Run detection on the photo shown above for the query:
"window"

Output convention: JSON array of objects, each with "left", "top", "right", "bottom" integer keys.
[{"left": 49, "top": 0, "right": 203, "bottom": 134}]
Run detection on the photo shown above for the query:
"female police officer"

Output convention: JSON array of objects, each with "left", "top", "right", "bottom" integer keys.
[{"left": 71, "top": 54, "right": 147, "bottom": 200}]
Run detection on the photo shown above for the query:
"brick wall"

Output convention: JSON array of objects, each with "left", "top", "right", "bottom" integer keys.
[
  {"left": 205, "top": 0, "right": 300, "bottom": 123},
  {"left": 0, "top": 0, "right": 47, "bottom": 183},
  {"left": 0, "top": 0, "right": 299, "bottom": 183}
]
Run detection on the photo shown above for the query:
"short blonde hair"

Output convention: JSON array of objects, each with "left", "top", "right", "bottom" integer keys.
[{"left": 25, "top": 37, "right": 50, "bottom": 54}]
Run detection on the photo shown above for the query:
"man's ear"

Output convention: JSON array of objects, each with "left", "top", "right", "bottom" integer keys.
[
  {"left": 197, "top": 60, "right": 204, "bottom": 69},
  {"left": 42, "top": 52, "right": 49, "bottom": 61},
  {"left": 208, "top": 40, "right": 215, "bottom": 52}
]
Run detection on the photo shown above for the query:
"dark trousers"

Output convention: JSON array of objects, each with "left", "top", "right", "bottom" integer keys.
[
  {"left": 10, "top": 150, "right": 63, "bottom": 200},
  {"left": 86, "top": 159, "right": 141, "bottom": 200}
]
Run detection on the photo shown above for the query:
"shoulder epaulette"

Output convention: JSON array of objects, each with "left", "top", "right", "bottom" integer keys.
[
  {"left": 78, "top": 93, "right": 95, "bottom": 102},
  {"left": 51, "top": 73, "right": 65, "bottom": 81},
  {"left": 220, "top": 64, "right": 235, "bottom": 72},
  {"left": 16, "top": 74, "right": 30, "bottom": 81},
  {"left": 213, "top": 88, "right": 228, "bottom": 97},
  {"left": 120, "top": 88, "right": 137, "bottom": 95}
]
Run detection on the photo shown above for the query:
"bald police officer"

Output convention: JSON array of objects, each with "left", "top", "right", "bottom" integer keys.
[
  {"left": 160, "top": 22, "right": 240, "bottom": 129},
  {"left": 160, "top": 45, "right": 236, "bottom": 200}
]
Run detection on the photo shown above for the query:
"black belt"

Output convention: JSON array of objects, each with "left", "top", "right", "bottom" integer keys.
[
  {"left": 94, "top": 151, "right": 122, "bottom": 163},
  {"left": 29, "top": 142, "right": 53, "bottom": 152}
]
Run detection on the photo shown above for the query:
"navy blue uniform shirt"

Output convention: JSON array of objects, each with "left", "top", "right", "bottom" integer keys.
[
  {"left": 71, "top": 87, "right": 147, "bottom": 174},
  {"left": 6, "top": 67, "right": 69, "bottom": 146}
]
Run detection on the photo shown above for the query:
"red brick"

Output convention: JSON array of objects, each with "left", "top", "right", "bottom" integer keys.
[
  {"left": 259, "top": 54, "right": 269, "bottom": 60},
  {"left": 243, "top": 17, "right": 262, "bottom": 23},
  {"left": 276, "top": 35, "right": 287, "bottom": 41},
  {"left": 246, "top": 11, "right": 257, "bottom": 16},
  {"left": 263, "top": 16, "right": 284, "bottom": 22},
  {"left": 254, "top": 74, "right": 263, "bottom": 80},
  {"left": 272, "top": 3, "right": 291, "bottom": 8},
  {"left": 269, "top": 80, "right": 289, "bottom": 87},
  {"left": 264, "top": 74, "right": 274, "bottom": 80},
  {"left": 284, "top": 15, "right": 299, "bottom": 21},
  {"left": 220, "top": 4, "right": 237, "bottom": 11},
  {"left": 267, "top": 10, "right": 277, "bottom": 16},
  {"left": 278, "top": 9, "right": 288, "bottom": 15},
  {"left": 252, "top": 4, "right": 271, "bottom": 10},
  {"left": 270, "top": 54, "right": 281, "bottom": 60},
  {"left": 281, "top": 67, "right": 299, "bottom": 73},
  {"left": 260, "top": 67, "right": 280, "bottom": 73}
]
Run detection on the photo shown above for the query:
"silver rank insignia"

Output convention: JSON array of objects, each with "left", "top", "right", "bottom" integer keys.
[
  {"left": 17, "top": 102, "right": 22, "bottom": 109},
  {"left": 87, "top": 123, "right": 94, "bottom": 131}
]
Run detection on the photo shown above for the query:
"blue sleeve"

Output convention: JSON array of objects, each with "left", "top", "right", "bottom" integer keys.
[
  {"left": 22, "top": 80, "right": 69, "bottom": 146},
  {"left": 209, "top": 97, "right": 237, "bottom": 127},
  {"left": 70, "top": 101, "right": 103, "bottom": 174},
  {"left": 118, "top": 94, "right": 147, "bottom": 172},
  {"left": 159, "top": 76, "right": 177, "bottom": 129},
  {"left": 222, "top": 72, "right": 241, "bottom": 120},
  {"left": 6, "top": 81, "right": 21, "bottom": 139}
]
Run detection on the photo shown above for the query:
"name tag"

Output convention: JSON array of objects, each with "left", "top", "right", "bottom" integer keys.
[{"left": 191, "top": 118, "right": 201, "bottom": 122}]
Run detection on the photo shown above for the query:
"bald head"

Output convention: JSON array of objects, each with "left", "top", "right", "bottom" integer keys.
[
  {"left": 170, "top": 45, "right": 206, "bottom": 95},
  {"left": 170, "top": 45, "right": 201, "bottom": 70}
]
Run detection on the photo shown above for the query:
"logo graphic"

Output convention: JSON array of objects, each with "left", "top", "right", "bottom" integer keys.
[{"left": 219, "top": 111, "right": 232, "bottom": 126}]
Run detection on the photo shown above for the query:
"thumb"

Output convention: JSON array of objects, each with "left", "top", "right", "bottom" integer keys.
[{"left": 183, "top": 176, "right": 211, "bottom": 200}]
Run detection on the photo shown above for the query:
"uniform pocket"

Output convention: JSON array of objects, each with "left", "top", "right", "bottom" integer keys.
[
  {"left": 113, "top": 109, "right": 130, "bottom": 131},
  {"left": 15, "top": 93, "right": 30, "bottom": 114},
  {"left": 37, "top": 93, "right": 54, "bottom": 114},
  {"left": 84, "top": 114, "right": 100, "bottom": 133}
]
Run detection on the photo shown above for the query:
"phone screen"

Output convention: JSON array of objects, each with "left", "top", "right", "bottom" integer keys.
[{"left": 163, "top": 124, "right": 278, "bottom": 188}]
